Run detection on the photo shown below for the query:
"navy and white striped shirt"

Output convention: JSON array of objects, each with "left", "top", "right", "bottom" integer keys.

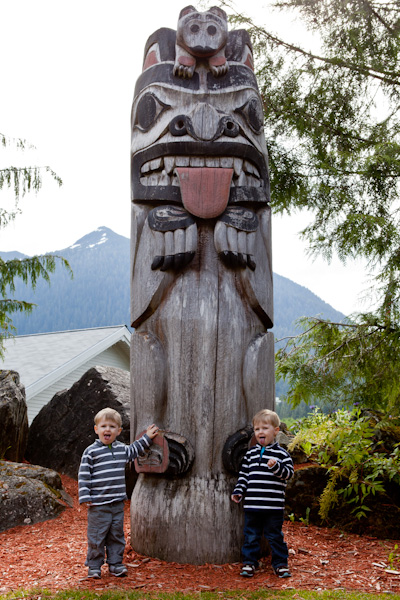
[
  {"left": 78, "top": 434, "right": 151, "bottom": 505},
  {"left": 233, "top": 442, "right": 294, "bottom": 511}
]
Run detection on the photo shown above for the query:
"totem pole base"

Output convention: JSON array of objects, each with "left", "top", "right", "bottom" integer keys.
[{"left": 130, "top": 473, "right": 244, "bottom": 564}]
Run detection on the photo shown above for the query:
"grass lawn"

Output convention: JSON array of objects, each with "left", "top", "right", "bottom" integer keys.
[{"left": 1, "top": 590, "right": 400, "bottom": 600}]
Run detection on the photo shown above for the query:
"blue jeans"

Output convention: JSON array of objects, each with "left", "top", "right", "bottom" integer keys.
[{"left": 242, "top": 509, "right": 288, "bottom": 569}]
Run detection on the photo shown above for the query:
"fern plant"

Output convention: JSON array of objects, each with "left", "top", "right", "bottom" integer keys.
[{"left": 289, "top": 408, "right": 400, "bottom": 520}]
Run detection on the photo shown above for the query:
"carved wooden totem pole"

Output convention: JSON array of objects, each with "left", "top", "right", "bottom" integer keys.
[{"left": 130, "top": 5, "right": 274, "bottom": 564}]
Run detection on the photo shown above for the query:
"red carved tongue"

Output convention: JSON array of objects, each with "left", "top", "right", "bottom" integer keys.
[{"left": 176, "top": 167, "right": 233, "bottom": 219}]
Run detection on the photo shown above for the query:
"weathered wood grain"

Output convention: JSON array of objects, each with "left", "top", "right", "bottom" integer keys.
[{"left": 130, "top": 5, "right": 274, "bottom": 564}]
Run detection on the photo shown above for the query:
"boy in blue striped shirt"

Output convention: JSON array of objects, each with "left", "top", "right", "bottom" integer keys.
[
  {"left": 231, "top": 409, "right": 294, "bottom": 578},
  {"left": 78, "top": 407, "right": 158, "bottom": 579}
]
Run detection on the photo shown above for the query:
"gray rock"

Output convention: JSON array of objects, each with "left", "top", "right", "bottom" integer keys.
[
  {"left": 0, "top": 370, "right": 29, "bottom": 462},
  {"left": 25, "top": 366, "right": 131, "bottom": 479},
  {"left": 0, "top": 460, "right": 71, "bottom": 532}
]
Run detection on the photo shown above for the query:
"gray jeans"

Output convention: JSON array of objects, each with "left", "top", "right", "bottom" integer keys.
[{"left": 86, "top": 501, "right": 125, "bottom": 568}]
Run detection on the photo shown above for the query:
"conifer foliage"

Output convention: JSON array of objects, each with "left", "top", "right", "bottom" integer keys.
[
  {"left": 222, "top": 0, "right": 400, "bottom": 413},
  {"left": 0, "top": 133, "right": 70, "bottom": 356}
]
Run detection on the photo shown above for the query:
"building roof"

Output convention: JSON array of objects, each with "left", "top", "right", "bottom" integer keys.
[{"left": 1, "top": 325, "right": 131, "bottom": 398}]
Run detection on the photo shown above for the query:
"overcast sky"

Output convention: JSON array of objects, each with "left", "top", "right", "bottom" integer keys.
[{"left": 0, "top": 0, "right": 371, "bottom": 316}]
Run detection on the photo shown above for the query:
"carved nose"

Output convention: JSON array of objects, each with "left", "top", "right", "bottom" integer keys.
[
  {"left": 190, "top": 103, "right": 221, "bottom": 141},
  {"left": 168, "top": 104, "right": 240, "bottom": 140}
]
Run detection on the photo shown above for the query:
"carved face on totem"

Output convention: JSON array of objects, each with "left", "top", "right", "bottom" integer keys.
[{"left": 131, "top": 7, "right": 270, "bottom": 223}]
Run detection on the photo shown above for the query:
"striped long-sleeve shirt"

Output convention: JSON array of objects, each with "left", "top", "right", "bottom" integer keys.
[
  {"left": 233, "top": 442, "right": 294, "bottom": 511},
  {"left": 78, "top": 434, "right": 151, "bottom": 505}
]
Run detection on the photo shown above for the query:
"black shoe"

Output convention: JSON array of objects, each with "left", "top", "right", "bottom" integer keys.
[
  {"left": 109, "top": 564, "right": 128, "bottom": 577},
  {"left": 87, "top": 567, "right": 101, "bottom": 579},
  {"left": 274, "top": 565, "right": 291, "bottom": 578},
  {"left": 240, "top": 564, "right": 256, "bottom": 577}
]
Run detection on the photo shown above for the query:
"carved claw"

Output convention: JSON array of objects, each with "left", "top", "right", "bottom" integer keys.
[
  {"left": 222, "top": 425, "right": 254, "bottom": 475},
  {"left": 218, "top": 250, "right": 255, "bottom": 270},
  {"left": 173, "top": 61, "right": 196, "bottom": 79},
  {"left": 164, "top": 432, "right": 195, "bottom": 476},
  {"left": 134, "top": 431, "right": 195, "bottom": 476},
  {"left": 154, "top": 251, "right": 195, "bottom": 272},
  {"left": 210, "top": 63, "right": 229, "bottom": 78}
]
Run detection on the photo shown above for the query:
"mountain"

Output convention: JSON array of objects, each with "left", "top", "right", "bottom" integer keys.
[
  {"left": 1, "top": 226, "right": 345, "bottom": 396},
  {"left": 273, "top": 272, "right": 344, "bottom": 343},
  {"left": 1, "top": 227, "right": 131, "bottom": 334}
]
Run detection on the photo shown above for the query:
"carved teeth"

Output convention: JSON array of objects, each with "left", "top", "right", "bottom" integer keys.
[
  {"left": 238, "top": 172, "right": 247, "bottom": 186},
  {"left": 175, "top": 157, "right": 190, "bottom": 167},
  {"left": 139, "top": 156, "right": 263, "bottom": 187},
  {"left": 233, "top": 158, "right": 243, "bottom": 177},
  {"left": 147, "top": 174, "right": 161, "bottom": 186},
  {"left": 159, "top": 170, "right": 170, "bottom": 186},
  {"left": 164, "top": 157, "right": 175, "bottom": 174},
  {"left": 220, "top": 157, "right": 233, "bottom": 168},
  {"left": 150, "top": 158, "right": 162, "bottom": 170},
  {"left": 190, "top": 157, "right": 205, "bottom": 167},
  {"left": 244, "top": 160, "right": 260, "bottom": 178},
  {"left": 248, "top": 175, "right": 262, "bottom": 187}
]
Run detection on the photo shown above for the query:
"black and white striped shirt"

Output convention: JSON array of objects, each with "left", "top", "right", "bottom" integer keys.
[
  {"left": 78, "top": 434, "right": 151, "bottom": 505},
  {"left": 233, "top": 442, "right": 294, "bottom": 511}
]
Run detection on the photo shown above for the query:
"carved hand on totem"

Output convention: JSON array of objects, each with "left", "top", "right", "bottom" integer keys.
[
  {"left": 149, "top": 206, "right": 198, "bottom": 271},
  {"left": 214, "top": 220, "right": 256, "bottom": 270},
  {"left": 214, "top": 206, "right": 258, "bottom": 271},
  {"left": 148, "top": 205, "right": 258, "bottom": 272}
]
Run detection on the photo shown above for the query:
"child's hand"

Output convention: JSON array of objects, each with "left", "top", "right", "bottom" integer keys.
[
  {"left": 267, "top": 458, "right": 277, "bottom": 468},
  {"left": 146, "top": 423, "right": 159, "bottom": 439},
  {"left": 231, "top": 493, "right": 242, "bottom": 503}
]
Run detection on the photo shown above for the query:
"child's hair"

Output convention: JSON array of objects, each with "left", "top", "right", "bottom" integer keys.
[
  {"left": 252, "top": 409, "right": 280, "bottom": 428},
  {"left": 94, "top": 407, "right": 122, "bottom": 427}
]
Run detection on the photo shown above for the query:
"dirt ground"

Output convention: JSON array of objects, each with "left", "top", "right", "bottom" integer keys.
[{"left": 0, "top": 475, "right": 399, "bottom": 594}]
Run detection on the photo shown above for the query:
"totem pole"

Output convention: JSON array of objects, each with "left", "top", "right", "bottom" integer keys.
[{"left": 130, "top": 5, "right": 274, "bottom": 564}]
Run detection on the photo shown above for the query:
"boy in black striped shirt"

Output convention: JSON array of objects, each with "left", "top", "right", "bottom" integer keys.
[{"left": 231, "top": 409, "right": 294, "bottom": 578}]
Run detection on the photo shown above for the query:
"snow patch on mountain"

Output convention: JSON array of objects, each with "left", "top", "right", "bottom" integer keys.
[{"left": 68, "top": 227, "right": 111, "bottom": 251}]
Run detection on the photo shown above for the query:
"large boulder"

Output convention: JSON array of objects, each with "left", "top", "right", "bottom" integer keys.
[
  {"left": 0, "top": 460, "right": 72, "bottom": 532},
  {"left": 26, "top": 366, "right": 131, "bottom": 479},
  {"left": 0, "top": 370, "right": 29, "bottom": 462}
]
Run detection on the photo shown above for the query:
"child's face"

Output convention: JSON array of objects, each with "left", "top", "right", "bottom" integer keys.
[
  {"left": 254, "top": 420, "right": 279, "bottom": 447},
  {"left": 94, "top": 417, "right": 122, "bottom": 445}
]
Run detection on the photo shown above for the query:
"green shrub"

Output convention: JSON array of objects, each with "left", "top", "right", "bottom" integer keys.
[{"left": 289, "top": 408, "right": 400, "bottom": 520}]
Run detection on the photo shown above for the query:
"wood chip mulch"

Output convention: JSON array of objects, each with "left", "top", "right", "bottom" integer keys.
[{"left": 0, "top": 475, "right": 399, "bottom": 594}]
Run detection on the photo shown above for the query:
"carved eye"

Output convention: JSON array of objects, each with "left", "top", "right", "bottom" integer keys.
[
  {"left": 134, "top": 93, "right": 170, "bottom": 131},
  {"left": 235, "top": 97, "right": 264, "bottom": 134}
]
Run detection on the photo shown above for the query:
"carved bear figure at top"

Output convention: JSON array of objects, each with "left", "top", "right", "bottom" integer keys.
[{"left": 174, "top": 5, "right": 229, "bottom": 79}]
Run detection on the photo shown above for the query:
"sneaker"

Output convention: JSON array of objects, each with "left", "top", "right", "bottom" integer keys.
[
  {"left": 87, "top": 567, "right": 101, "bottom": 579},
  {"left": 109, "top": 564, "right": 128, "bottom": 577},
  {"left": 274, "top": 565, "right": 291, "bottom": 578},
  {"left": 240, "top": 564, "right": 256, "bottom": 577}
]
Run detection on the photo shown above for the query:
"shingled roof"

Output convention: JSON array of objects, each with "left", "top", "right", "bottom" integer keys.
[{"left": 1, "top": 325, "right": 131, "bottom": 422}]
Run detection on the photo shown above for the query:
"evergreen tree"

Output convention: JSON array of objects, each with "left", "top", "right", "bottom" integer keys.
[
  {"left": 0, "top": 133, "right": 71, "bottom": 356},
  {"left": 221, "top": 0, "right": 400, "bottom": 414}
]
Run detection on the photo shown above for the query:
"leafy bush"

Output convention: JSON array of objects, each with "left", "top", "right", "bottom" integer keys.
[{"left": 289, "top": 408, "right": 400, "bottom": 520}]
